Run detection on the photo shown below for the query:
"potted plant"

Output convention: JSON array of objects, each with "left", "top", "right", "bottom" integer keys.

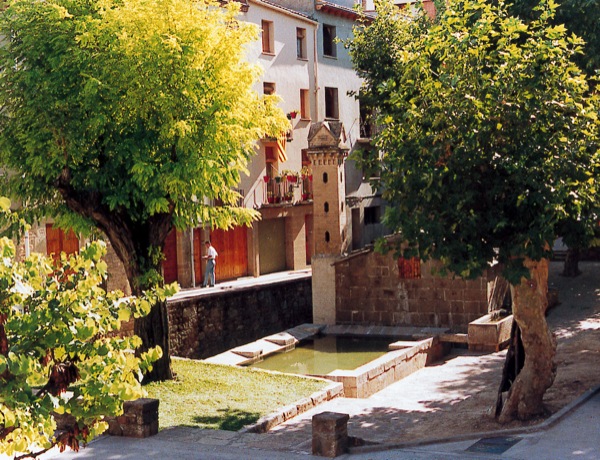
[
  {"left": 281, "top": 170, "right": 299, "bottom": 183},
  {"left": 287, "top": 110, "right": 299, "bottom": 120}
]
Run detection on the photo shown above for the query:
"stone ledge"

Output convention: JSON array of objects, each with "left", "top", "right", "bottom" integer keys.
[
  {"left": 468, "top": 314, "right": 513, "bottom": 352},
  {"left": 240, "top": 381, "right": 344, "bottom": 434}
]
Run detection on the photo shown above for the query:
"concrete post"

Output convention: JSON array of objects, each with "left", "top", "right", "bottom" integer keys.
[{"left": 312, "top": 411, "right": 350, "bottom": 458}]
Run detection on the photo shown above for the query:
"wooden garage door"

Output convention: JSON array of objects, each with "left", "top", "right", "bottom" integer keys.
[
  {"left": 193, "top": 226, "right": 248, "bottom": 284},
  {"left": 210, "top": 226, "right": 248, "bottom": 281}
]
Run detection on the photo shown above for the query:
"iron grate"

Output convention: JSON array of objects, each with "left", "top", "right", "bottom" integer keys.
[{"left": 466, "top": 436, "right": 522, "bottom": 454}]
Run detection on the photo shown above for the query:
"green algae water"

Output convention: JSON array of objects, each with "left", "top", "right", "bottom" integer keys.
[{"left": 250, "top": 335, "right": 391, "bottom": 375}]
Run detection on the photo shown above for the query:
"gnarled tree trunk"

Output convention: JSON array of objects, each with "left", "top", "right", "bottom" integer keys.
[
  {"left": 56, "top": 172, "right": 174, "bottom": 382},
  {"left": 498, "top": 257, "right": 556, "bottom": 423},
  {"left": 133, "top": 299, "right": 172, "bottom": 383}
]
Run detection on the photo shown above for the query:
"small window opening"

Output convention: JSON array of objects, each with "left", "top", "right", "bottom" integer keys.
[{"left": 323, "top": 24, "right": 337, "bottom": 58}]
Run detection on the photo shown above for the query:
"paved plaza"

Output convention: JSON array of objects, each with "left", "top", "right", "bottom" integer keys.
[{"left": 35, "top": 262, "right": 600, "bottom": 459}]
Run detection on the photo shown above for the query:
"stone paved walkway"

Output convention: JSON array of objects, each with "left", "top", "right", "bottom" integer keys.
[{"left": 28, "top": 261, "right": 600, "bottom": 459}]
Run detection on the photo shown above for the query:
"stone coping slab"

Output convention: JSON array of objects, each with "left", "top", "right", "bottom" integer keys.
[
  {"left": 240, "top": 381, "right": 344, "bottom": 434},
  {"left": 264, "top": 332, "right": 298, "bottom": 347}
]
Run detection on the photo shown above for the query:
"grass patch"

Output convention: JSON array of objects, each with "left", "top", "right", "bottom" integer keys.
[{"left": 144, "top": 358, "right": 330, "bottom": 431}]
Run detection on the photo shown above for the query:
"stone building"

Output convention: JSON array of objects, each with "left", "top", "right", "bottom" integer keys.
[{"left": 11, "top": 1, "right": 432, "bottom": 299}]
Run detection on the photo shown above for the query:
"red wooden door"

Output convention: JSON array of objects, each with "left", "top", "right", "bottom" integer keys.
[
  {"left": 210, "top": 226, "right": 248, "bottom": 282},
  {"left": 193, "top": 228, "right": 203, "bottom": 286},
  {"left": 45, "top": 224, "right": 79, "bottom": 263},
  {"left": 162, "top": 229, "right": 178, "bottom": 284}
]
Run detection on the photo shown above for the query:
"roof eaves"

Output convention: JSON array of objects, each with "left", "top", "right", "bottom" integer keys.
[
  {"left": 315, "top": 1, "right": 375, "bottom": 21},
  {"left": 248, "top": 0, "right": 318, "bottom": 24}
]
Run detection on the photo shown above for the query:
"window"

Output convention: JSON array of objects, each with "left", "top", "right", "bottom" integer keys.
[
  {"left": 296, "top": 28, "right": 307, "bottom": 59},
  {"left": 364, "top": 206, "right": 381, "bottom": 225},
  {"left": 359, "top": 99, "right": 376, "bottom": 139},
  {"left": 323, "top": 172, "right": 328, "bottom": 183},
  {"left": 300, "top": 89, "right": 310, "bottom": 119},
  {"left": 263, "top": 82, "right": 275, "bottom": 95},
  {"left": 323, "top": 24, "right": 337, "bottom": 57},
  {"left": 325, "top": 87, "right": 339, "bottom": 119},
  {"left": 261, "top": 20, "right": 274, "bottom": 54}
]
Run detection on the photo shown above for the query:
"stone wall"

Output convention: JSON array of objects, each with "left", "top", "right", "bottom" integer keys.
[
  {"left": 167, "top": 278, "right": 312, "bottom": 359},
  {"left": 335, "top": 250, "right": 498, "bottom": 333}
]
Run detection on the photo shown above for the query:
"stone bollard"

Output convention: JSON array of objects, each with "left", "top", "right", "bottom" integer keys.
[
  {"left": 106, "top": 398, "right": 159, "bottom": 438},
  {"left": 312, "top": 411, "right": 350, "bottom": 458}
]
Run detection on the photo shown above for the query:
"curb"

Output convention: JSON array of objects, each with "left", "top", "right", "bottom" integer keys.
[
  {"left": 239, "top": 381, "right": 344, "bottom": 434},
  {"left": 348, "top": 384, "right": 600, "bottom": 455}
]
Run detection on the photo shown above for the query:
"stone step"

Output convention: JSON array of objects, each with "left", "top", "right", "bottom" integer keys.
[{"left": 264, "top": 332, "right": 297, "bottom": 347}]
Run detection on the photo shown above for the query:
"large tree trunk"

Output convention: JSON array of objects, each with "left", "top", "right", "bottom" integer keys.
[
  {"left": 498, "top": 257, "right": 556, "bottom": 423},
  {"left": 57, "top": 168, "right": 174, "bottom": 382},
  {"left": 133, "top": 300, "right": 173, "bottom": 383},
  {"left": 562, "top": 247, "right": 581, "bottom": 277}
]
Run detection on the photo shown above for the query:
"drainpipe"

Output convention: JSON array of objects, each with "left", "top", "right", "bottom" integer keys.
[{"left": 313, "top": 25, "right": 320, "bottom": 121}]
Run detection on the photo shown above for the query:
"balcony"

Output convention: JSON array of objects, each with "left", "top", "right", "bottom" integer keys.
[{"left": 262, "top": 172, "right": 313, "bottom": 206}]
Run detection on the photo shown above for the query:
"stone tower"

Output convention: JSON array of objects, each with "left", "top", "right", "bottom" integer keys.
[
  {"left": 304, "top": 121, "right": 349, "bottom": 256},
  {"left": 303, "top": 121, "right": 349, "bottom": 325}
]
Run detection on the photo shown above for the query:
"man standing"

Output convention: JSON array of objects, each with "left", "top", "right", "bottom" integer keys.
[{"left": 202, "top": 240, "right": 218, "bottom": 287}]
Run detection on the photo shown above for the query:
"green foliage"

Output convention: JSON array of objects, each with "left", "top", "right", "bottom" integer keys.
[
  {"left": 0, "top": 235, "right": 161, "bottom": 457},
  {"left": 350, "top": 0, "right": 599, "bottom": 284},
  {"left": 0, "top": 0, "right": 288, "bottom": 234},
  {"left": 502, "top": 0, "right": 600, "bottom": 80}
]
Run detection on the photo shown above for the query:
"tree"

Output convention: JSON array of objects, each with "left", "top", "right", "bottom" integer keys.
[
  {"left": 349, "top": 0, "right": 599, "bottom": 421},
  {"left": 1, "top": 199, "right": 164, "bottom": 458},
  {"left": 0, "top": 0, "right": 288, "bottom": 381},
  {"left": 502, "top": 0, "right": 600, "bottom": 277}
]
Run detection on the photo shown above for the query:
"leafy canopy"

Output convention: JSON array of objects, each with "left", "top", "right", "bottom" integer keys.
[
  {"left": 504, "top": 0, "right": 600, "bottom": 79},
  {"left": 349, "top": 0, "right": 599, "bottom": 283},
  {"left": 0, "top": 0, "right": 288, "bottom": 234},
  {"left": 0, "top": 231, "right": 166, "bottom": 457}
]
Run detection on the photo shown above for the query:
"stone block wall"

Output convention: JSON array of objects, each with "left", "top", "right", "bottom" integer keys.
[
  {"left": 168, "top": 278, "right": 312, "bottom": 359},
  {"left": 335, "top": 250, "right": 498, "bottom": 332}
]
